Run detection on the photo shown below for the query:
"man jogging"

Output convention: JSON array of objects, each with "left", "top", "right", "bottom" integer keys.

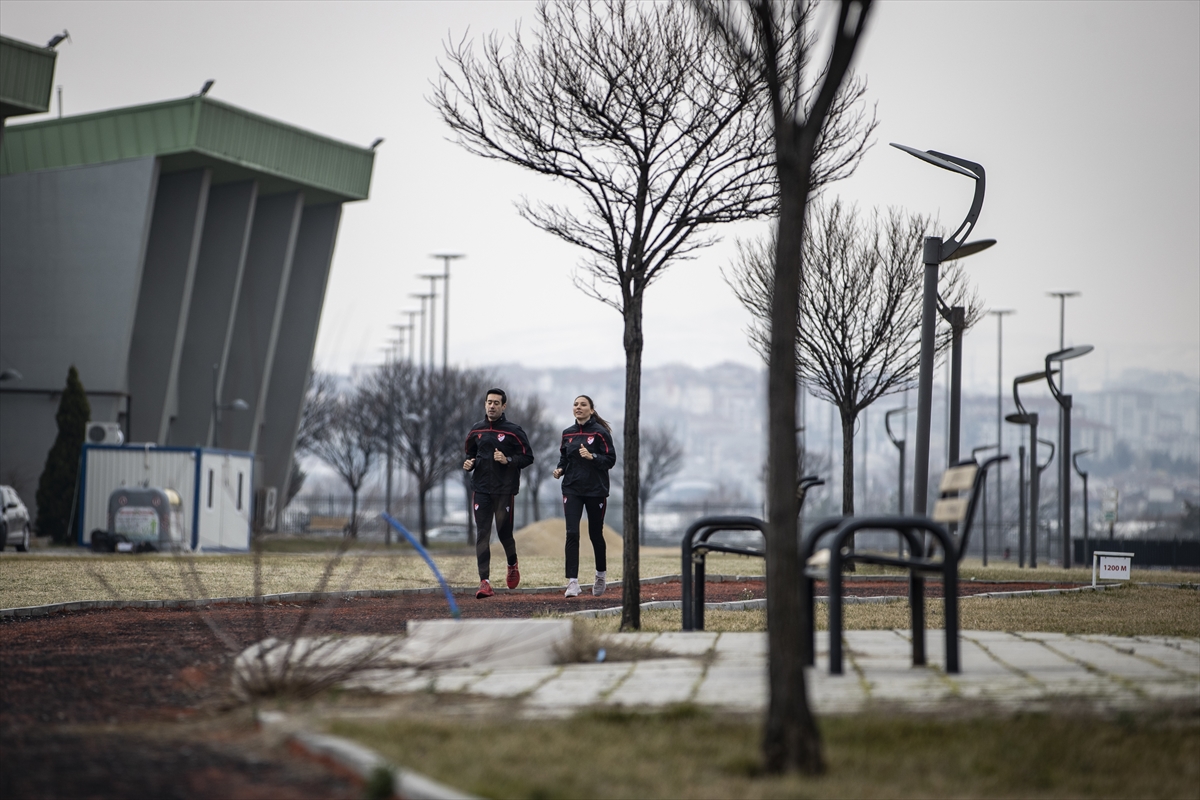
[{"left": 463, "top": 388, "right": 534, "bottom": 598}]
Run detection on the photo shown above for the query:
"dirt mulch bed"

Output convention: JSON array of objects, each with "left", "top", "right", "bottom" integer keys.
[{"left": 0, "top": 578, "right": 1078, "bottom": 799}]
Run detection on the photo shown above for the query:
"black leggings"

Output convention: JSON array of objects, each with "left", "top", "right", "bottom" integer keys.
[
  {"left": 474, "top": 493, "right": 517, "bottom": 580},
  {"left": 563, "top": 494, "right": 607, "bottom": 579}
]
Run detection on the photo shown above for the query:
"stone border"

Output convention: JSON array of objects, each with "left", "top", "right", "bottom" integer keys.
[
  {"left": 567, "top": 582, "right": 1123, "bottom": 619},
  {"left": 260, "top": 711, "right": 476, "bottom": 800},
  {"left": 2, "top": 574, "right": 1133, "bottom": 620}
]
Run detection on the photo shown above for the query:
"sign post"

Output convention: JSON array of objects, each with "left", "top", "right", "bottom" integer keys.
[{"left": 1092, "top": 550, "right": 1133, "bottom": 587}]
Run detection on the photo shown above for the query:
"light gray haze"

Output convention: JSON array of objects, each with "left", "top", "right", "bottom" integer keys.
[{"left": 4, "top": 1, "right": 1198, "bottom": 394}]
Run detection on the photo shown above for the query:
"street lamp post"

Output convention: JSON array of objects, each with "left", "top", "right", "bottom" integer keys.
[
  {"left": 410, "top": 293, "right": 434, "bottom": 371},
  {"left": 892, "top": 144, "right": 995, "bottom": 518},
  {"left": 401, "top": 312, "right": 419, "bottom": 365},
  {"left": 989, "top": 309, "right": 1014, "bottom": 560},
  {"left": 1046, "top": 344, "right": 1094, "bottom": 569},
  {"left": 1008, "top": 368, "right": 1059, "bottom": 568},
  {"left": 431, "top": 254, "right": 464, "bottom": 373},
  {"left": 419, "top": 274, "right": 444, "bottom": 370},
  {"left": 972, "top": 443, "right": 998, "bottom": 565},
  {"left": 210, "top": 362, "right": 249, "bottom": 449},
  {"left": 1073, "top": 449, "right": 1092, "bottom": 562},
  {"left": 885, "top": 406, "right": 912, "bottom": 515}
]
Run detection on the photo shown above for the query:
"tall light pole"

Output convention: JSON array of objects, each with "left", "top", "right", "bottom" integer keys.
[
  {"left": 419, "top": 274, "right": 444, "bottom": 370},
  {"left": 1046, "top": 344, "right": 1093, "bottom": 568},
  {"left": 1046, "top": 291, "right": 1080, "bottom": 565},
  {"left": 972, "top": 443, "right": 998, "bottom": 565},
  {"left": 401, "top": 311, "right": 419, "bottom": 365},
  {"left": 1009, "top": 368, "right": 1058, "bottom": 569},
  {"left": 380, "top": 340, "right": 400, "bottom": 546},
  {"left": 410, "top": 293, "right": 433, "bottom": 371},
  {"left": 431, "top": 254, "right": 464, "bottom": 373},
  {"left": 892, "top": 144, "right": 994, "bottom": 518},
  {"left": 885, "top": 405, "right": 912, "bottom": 514},
  {"left": 1073, "top": 449, "right": 1092, "bottom": 561},
  {"left": 989, "top": 309, "right": 1015, "bottom": 558}
]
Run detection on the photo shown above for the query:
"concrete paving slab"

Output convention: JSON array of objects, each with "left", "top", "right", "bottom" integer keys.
[
  {"left": 404, "top": 619, "right": 572, "bottom": 669},
  {"left": 525, "top": 663, "right": 634, "bottom": 711},
  {"left": 713, "top": 632, "right": 767, "bottom": 657},
  {"left": 465, "top": 666, "right": 561, "bottom": 698},
  {"left": 605, "top": 659, "right": 704, "bottom": 707},
  {"left": 649, "top": 631, "right": 718, "bottom": 657},
  {"left": 318, "top": 628, "right": 1199, "bottom": 719}
]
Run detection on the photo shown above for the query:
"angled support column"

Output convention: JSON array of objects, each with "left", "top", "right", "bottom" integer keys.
[
  {"left": 258, "top": 203, "right": 343, "bottom": 508},
  {"left": 127, "top": 168, "right": 212, "bottom": 443},
  {"left": 220, "top": 192, "right": 303, "bottom": 453},
  {"left": 169, "top": 181, "right": 259, "bottom": 447}
]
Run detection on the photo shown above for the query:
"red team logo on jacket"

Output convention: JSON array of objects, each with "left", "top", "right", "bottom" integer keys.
[
  {"left": 587, "top": 436, "right": 594, "bottom": 444},
  {"left": 497, "top": 433, "right": 505, "bottom": 441}
]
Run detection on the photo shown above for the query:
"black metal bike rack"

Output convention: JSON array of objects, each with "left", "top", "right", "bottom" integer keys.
[{"left": 681, "top": 516, "right": 767, "bottom": 631}]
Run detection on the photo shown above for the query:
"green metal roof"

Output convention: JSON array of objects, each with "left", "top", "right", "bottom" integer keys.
[
  {"left": 0, "top": 35, "right": 57, "bottom": 118},
  {"left": 1, "top": 95, "right": 374, "bottom": 203}
]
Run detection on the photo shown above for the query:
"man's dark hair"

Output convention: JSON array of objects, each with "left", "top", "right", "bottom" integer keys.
[{"left": 485, "top": 388, "right": 507, "bottom": 404}]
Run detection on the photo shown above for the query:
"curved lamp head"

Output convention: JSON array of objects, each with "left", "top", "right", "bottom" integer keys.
[
  {"left": 1012, "top": 368, "right": 1058, "bottom": 416},
  {"left": 884, "top": 405, "right": 912, "bottom": 446},
  {"left": 1048, "top": 345, "right": 1094, "bottom": 363},
  {"left": 230, "top": 399, "right": 250, "bottom": 412},
  {"left": 0, "top": 368, "right": 22, "bottom": 381},
  {"left": 1072, "top": 448, "right": 1092, "bottom": 477},
  {"left": 891, "top": 143, "right": 987, "bottom": 263},
  {"left": 1045, "top": 344, "right": 1093, "bottom": 401}
]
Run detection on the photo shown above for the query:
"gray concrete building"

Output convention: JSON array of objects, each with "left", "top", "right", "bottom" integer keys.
[{"left": 0, "top": 39, "right": 374, "bottom": 529}]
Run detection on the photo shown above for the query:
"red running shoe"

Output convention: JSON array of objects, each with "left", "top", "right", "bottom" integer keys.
[
  {"left": 506, "top": 561, "right": 521, "bottom": 590},
  {"left": 476, "top": 579, "right": 494, "bottom": 599}
]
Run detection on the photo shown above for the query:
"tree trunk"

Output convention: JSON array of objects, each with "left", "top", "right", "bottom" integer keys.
[
  {"left": 762, "top": 138, "right": 823, "bottom": 775},
  {"left": 464, "top": 472, "right": 475, "bottom": 546},
  {"left": 620, "top": 289, "right": 644, "bottom": 631},
  {"left": 531, "top": 482, "right": 541, "bottom": 522},
  {"left": 350, "top": 488, "right": 359, "bottom": 538},
  {"left": 841, "top": 409, "right": 856, "bottom": 517}
]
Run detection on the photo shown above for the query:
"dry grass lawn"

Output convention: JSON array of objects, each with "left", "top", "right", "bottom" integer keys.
[{"left": 331, "top": 704, "right": 1200, "bottom": 799}]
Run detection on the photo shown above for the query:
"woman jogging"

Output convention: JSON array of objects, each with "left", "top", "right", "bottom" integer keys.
[{"left": 552, "top": 395, "right": 617, "bottom": 598}]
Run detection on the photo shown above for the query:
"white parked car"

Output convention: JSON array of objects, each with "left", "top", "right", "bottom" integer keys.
[{"left": 0, "top": 485, "right": 31, "bottom": 552}]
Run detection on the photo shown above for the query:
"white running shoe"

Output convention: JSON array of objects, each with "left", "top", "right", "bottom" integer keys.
[
  {"left": 565, "top": 578, "right": 581, "bottom": 598},
  {"left": 592, "top": 571, "right": 607, "bottom": 597}
]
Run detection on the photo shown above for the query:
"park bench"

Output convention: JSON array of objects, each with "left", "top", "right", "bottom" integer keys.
[
  {"left": 680, "top": 475, "right": 823, "bottom": 631},
  {"left": 800, "top": 454, "right": 1008, "bottom": 675}
]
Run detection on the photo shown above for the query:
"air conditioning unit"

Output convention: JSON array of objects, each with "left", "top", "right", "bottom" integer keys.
[
  {"left": 85, "top": 422, "right": 125, "bottom": 445},
  {"left": 255, "top": 487, "right": 278, "bottom": 531}
]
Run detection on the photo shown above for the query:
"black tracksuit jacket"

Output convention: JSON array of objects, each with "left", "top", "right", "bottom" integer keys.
[
  {"left": 464, "top": 414, "right": 534, "bottom": 495},
  {"left": 557, "top": 418, "right": 617, "bottom": 497}
]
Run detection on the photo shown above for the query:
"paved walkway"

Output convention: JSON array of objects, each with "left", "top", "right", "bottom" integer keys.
[{"left": 344, "top": 630, "right": 1200, "bottom": 717}]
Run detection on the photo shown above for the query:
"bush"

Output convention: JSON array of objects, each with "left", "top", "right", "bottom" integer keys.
[{"left": 36, "top": 365, "right": 90, "bottom": 544}]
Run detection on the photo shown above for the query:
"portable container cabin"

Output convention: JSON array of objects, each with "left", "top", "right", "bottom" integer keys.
[{"left": 78, "top": 444, "right": 253, "bottom": 551}]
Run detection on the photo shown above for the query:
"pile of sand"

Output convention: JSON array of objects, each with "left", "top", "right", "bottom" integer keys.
[{"left": 512, "top": 517, "right": 624, "bottom": 558}]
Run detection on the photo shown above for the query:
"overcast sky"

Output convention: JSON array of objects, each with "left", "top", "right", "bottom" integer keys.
[{"left": 5, "top": 1, "right": 1198, "bottom": 395}]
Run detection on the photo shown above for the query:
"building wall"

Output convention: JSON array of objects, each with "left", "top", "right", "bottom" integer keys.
[
  {"left": 1, "top": 157, "right": 343, "bottom": 530},
  {"left": 0, "top": 157, "right": 159, "bottom": 519}
]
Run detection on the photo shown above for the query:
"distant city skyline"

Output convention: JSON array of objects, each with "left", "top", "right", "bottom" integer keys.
[{"left": 3, "top": 1, "right": 1197, "bottom": 394}]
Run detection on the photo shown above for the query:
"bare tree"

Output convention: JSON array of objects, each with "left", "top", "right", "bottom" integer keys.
[
  {"left": 698, "top": 0, "right": 875, "bottom": 776},
  {"left": 295, "top": 371, "right": 339, "bottom": 455},
  {"left": 506, "top": 393, "right": 559, "bottom": 523},
  {"left": 288, "top": 371, "right": 340, "bottom": 508},
  {"left": 728, "top": 200, "right": 980, "bottom": 515},
  {"left": 369, "top": 362, "right": 487, "bottom": 546},
  {"left": 638, "top": 425, "right": 684, "bottom": 528},
  {"left": 433, "top": 0, "right": 785, "bottom": 630},
  {"left": 309, "top": 388, "right": 377, "bottom": 538}
]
